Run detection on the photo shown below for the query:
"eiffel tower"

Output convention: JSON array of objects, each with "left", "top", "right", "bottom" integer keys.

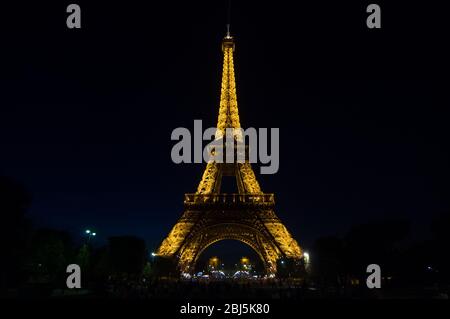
[{"left": 156, "top": 29, "right": 303, "bottom": 275}]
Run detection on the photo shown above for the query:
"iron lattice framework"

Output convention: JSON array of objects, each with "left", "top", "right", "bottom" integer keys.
[{"left": 156, "top": 33, "right": 302, "bottom": 275}]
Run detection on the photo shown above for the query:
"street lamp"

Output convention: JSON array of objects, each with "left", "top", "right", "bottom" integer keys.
[
  {"left": 303, "top": 252, "right": 310, "bottom": 264},
  {"left": 85, "top": 229, "right": 97, "bottom": 243}
]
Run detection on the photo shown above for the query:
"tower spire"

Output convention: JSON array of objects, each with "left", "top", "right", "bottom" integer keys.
[
  {"left": 226, "top": 0, "right": 232, "bottom": 38},
  {"left": 195, "top": 27, "right": 263, "bottom": 196},
  {"left": 217, "top": 21, "right": 239, "bottom": 141}
]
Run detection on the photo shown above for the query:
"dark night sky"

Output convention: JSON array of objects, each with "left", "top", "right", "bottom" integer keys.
[{"left": 1, "top": 1, "right": 449, "bottom": 253}]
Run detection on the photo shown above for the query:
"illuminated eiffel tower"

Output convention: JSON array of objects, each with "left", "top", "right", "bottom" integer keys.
[{"left": 156, "top": 28, "right": 303, "bottom": 275}]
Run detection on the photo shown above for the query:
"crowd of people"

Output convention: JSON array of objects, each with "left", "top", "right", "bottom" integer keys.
[{"left": 105, "top": 278, "right": 313, "bottom": 299}]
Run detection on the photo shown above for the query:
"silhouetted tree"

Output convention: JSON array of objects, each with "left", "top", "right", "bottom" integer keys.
[
  {"left": 74, "top": 244, "right": 91, "bottom": 286},
  {"left": 84, "top": 245, "right": 111, "bottom": 293},
  {"left": 276, "top": 257, "right": 306, "bottom": 279},
  {"left": 311, "top": 236, "right": 345, "bottom": 291},
  {"left": 343, "top": 219, "right": 410, "bottom": 282},
  {"left": 430, "top": 214, "right": 450, "bottom": 285},
  {"left": 142, "top": 261, "right": 153, "bottom": 279},
  {"left": 27, "top": 228, "right": 74, "bottom": 287},
  {"left": 0, "top": 176, "right": 32, "bottom": 292},
  {"left": 108, "top": 236, "right": 147, "bottom": 277},
  {"left": 76, "top": 244, "right": 90, "bottom": 270},
  {"left": 150, "top": 256, "right": 180, "bottom": 279}
]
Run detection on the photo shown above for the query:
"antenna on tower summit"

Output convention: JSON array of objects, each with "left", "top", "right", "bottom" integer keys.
[{"left": 226, "top": 0, "right": 232, "bottom": 38}]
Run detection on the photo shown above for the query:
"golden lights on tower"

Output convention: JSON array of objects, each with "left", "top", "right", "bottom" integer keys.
[{"left": 155, "top": 30, "right": 303, "bottom": 275}]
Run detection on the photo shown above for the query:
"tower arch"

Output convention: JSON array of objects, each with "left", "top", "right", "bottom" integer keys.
[{"left": 177, "top": 222, "right": 280, "bottom": 274}]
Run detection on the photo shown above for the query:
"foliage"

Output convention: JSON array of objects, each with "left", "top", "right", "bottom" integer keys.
[{"left": 277, "top": 257, "right": 306, "bottom": 279}]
